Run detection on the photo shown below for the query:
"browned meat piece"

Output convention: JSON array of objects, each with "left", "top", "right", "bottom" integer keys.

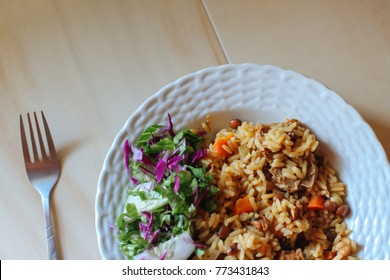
[
  {"left": 278, "top": 248, "right": 304, "bottom": 260},
  {"left": 251, "top": 215, "right": 270, "bottom": 232},
  {"left": 269, "top": 168, "right": 300, "bottom": 193},
  {"left": 299, "top": 153, "right": 318, "bottom": 190},
  {"left": 270, "top": 153, "right": 318, "bottom": 193},
  {"left": 261, "top": 148, "right": 273, "bottom": 162}
]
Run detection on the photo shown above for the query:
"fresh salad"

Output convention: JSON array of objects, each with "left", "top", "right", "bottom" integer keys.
[{"left": 115, "top": 114, "right": 217, "bottom": 259}]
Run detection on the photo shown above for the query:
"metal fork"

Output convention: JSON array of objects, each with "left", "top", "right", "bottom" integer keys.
[{"left": 20, "top": 111, "right": 60, "bottom": 260}]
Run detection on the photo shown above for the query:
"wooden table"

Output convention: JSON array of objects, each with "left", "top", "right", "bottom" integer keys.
[{"left": 1, "top": 0, "right": 389, "bottom": 260}]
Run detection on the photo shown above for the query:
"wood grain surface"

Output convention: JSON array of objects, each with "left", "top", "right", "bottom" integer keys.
[{"left": 1, "top": 0, "right": 389, "bottom": 259}]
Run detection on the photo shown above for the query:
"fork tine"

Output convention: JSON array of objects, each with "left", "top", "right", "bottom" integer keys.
[
  {"left": 27, "top": 113, "right": 39, "bottom": 162},
  {"left": 41, "top": 111, "right": 57, "bottom": 160},
  {"left": 34, "top": 112, "right": 48, "bottom": 160},
  {"left": 20, "top": 115, "right": 31, "bottom": 163}
]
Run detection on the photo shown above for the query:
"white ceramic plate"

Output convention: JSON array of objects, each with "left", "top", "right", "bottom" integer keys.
[{"left": 95, "top": 64, "right": 390, "bottom": 260}]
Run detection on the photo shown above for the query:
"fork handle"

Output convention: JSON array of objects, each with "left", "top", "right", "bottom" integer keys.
[{"left": 42, "top": 195, "right": 59, "bottom": 260}]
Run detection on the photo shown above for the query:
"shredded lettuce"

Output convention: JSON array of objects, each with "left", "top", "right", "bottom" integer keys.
[
  {"left": 136, "top": 124, "right": 164, "bottom": 147},
  {"left": 126, "top": 203, "right": 139, "bottom": 218},
  {"left": 116, "top": 114, "right": 216, "bottom": 260}
]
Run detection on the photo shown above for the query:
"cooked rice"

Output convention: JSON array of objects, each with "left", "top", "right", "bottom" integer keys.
[{"left": 193, "top": 119, "right": 357, "bottom": 260}]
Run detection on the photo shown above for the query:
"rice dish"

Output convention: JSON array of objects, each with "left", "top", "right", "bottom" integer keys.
[{"left": 192, "top": 118, "right": 357, "bottom": 260}]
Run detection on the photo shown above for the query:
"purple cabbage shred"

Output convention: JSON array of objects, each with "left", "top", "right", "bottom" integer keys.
[
  {"left": 160, "top": 251, "right": 168, "bottom": 260},
  {"left": 139, "top": 211, "right": 154, "bottom": 241},
  {"left": 155, "top": 150, "right": 170, "bottom": 183},
  {"left": 190, "top": 148, "right": 207, "bottom": 164},
  {"left": 124, "top": 140, "right": 131, "bottom": 175},
  {"left": 173, "top": 175, "right": 180, "bottom": 193}
]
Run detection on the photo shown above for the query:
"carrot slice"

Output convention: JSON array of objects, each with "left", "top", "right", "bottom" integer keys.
[
  {"left": 234, "top": 196, "right": 253, "bottom": 214},
  {"left": 308, "top": 195, "right": 326, "bottom": 210},
  {"left": 212, "top": 133, "right": 234, "bottom": 157}
]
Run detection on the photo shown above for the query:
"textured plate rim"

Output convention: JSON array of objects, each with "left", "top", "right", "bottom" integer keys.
[{"left": 95, "top": 63, "right": 390, "bottom": 260}]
